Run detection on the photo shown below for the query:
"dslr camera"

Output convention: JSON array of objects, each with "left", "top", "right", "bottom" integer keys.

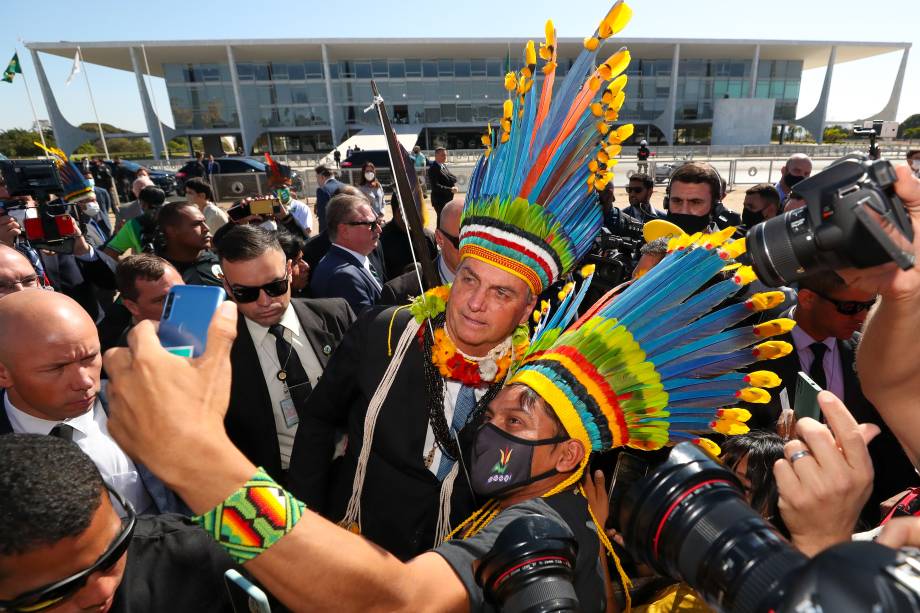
[
  {"left": 617, "top": 442, "right": 920, "bottom": 612},
  {"left": 747, "top": 153, "right": 915, "bottom": 287}
]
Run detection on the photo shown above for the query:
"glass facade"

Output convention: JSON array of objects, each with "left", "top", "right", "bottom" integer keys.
[{"left": 163, "top": 53, "right": 803, "bottom": 148}]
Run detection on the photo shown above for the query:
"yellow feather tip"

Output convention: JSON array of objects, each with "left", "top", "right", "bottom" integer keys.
[
  {"left": 733, "top": 266, "right": 757, "bottom": 286},
  {"left": 615, "top": 124, "right": 635, "bottom": 141},
  {"left": 601, "top": 1, "right": 633, "bottom": 38},
  {"left": 753, "top": 318, "right": 796, "bottom": 338},
  {"left": 583, "top": 37, "right": 600, "bottom": 51},
  {"left": 717, "top": 407, "right": 752, "bottom": 422},
  {"left": 745, "top": 371, "right": 781, "bottom": 389},
  {"left": 525, "top": 40, "right": 536, "bottom": 67},
  {"left": 752, "top": 340, "right": 794, "bottom": 361},
  {"left": 713, "top": 419, "right": 750, "bottom": 436},
  {"left": 736, "top": 387, "right": 771, "bottom": 404},
  {"left": 504, "top": 72, "right": 517, "bottom": 92},
  {"left": 581, "top": 263, "right": 596, "bottom": 277},
  {"left": 695, "top": 438, "right": 721, "bottom": 457},
  {"left": 703, "top": 226, "right": 736, "bottom": 249},
  {"left": 747, "top": 291, "right": 786, "bottom": 312},
  {"left": 720, "top": 238, "right": 747, "bottom": 260}
]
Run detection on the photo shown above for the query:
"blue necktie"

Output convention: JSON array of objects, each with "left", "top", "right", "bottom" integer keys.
[
  {"left": 16, "top": 242, "right": 47, "bottom": 284},
  {"left": 436, "top": 384, "right": 477, "bottom": 481}
]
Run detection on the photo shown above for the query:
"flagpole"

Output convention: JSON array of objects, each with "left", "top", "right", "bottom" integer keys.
[
  {"left": 141, "top": 45, "right": 169, "bottom": 162},
  {"left": 15, "top": 44, "right": 46, "bottom": 150},
  {"left": 78, "top": 47, "right": 110, "bottom": 160}
]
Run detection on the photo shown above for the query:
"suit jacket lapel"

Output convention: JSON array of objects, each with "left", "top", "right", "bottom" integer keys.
[
  {"left": 233, "top": 317, "right": 275, "bottom": 426},
  {"left": 332, "top": 245, "right": 380, "bottom": 292},
  {"left": 291, "top": 300, "right": 338, "bottom": 370}
]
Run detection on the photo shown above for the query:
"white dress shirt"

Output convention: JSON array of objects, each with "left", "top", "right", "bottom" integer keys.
[
  {"left": 422, "top": 380, "right": 487, "bottom": 476},
  {"left": 438, "top": 255, "right": 456, "bottom": 285},
  {"left": 4, "top": 394, "right": 153, "bottom": 515},
  {"left": 245, "top": 304, "right": 324, "bottom": 469},
  {"left": 790, "top": 316, "right": 844, "bottom": 401},
  {"left": 334, "top": 244, "right": 382, "bottom": 290},
  {"left": 288, "top": 199, "right": 314, "bottom": 235}
]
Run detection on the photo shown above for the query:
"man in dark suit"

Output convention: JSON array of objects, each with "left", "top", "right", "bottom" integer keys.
[
  {"left": 0, "top": 290, "right": 183, "bottom": 514},
  {"left": 213, "top": 224, "right": 354, "bottom": 484},
  {"left": 426, "top": 147, "right": 457, "bottom": 221},
  {"left": 380, "top": 197, "right": 461, "bottom": 305},
  {"left": 750, "top": 272, "right": 917, "bottom": 523},
  {"left": 314, "top": 165, "right": 344, "bottom": 233},
  {"left": 310, "top": 193, "right": 384, "bottom": 314}
]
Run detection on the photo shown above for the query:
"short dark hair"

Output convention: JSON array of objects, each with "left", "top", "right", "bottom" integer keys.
[
  {"left": 720, "top": 430, "right": 788, "bottom": 537},
  {"left": 315, "top": 164, "right": 333, "bottom": 178},
  {"left": 0, "top": 434, "right": 105, "bottom": 556},
  {"left": 138, "top": 185, "right": 166, "bottom": 209},
  {"left": 157, "top": 201, "right": 197, "bottom": 230},
  {"left": 629, "top": 173, "right": 654, "bottom": 189},
  {"left": 745, "top": 183, "right": 781, "bottom": 208},
  {"left": 908, "top": 150, "right": 920, "bottom": 159},
  {"left": 184, "top": 177, "right": 213, "bottom": 201},
  {"left": 669, "top": 162, "right": 721, "bottom": 206},
  {"left": 115, "top": 254, "right": 172, "bottom": 301},
  {"left": 434, "top": 147, "right": 447, "bottom": 155},
  {"left": 326, "top": 193, "right": 368, "bottom": 241},
  {"left": 798, "top": 271, "right": 847, "bottom": 297},
  {"left": 213, "top": 223, "right": 282, "bottom": 263},
  {"left": 275, "top": 229, "right": 305, "bottom": 262}
]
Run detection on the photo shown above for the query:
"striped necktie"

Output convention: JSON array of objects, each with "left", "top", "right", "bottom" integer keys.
[{"left": 435, "top": 384, "right": 477, "bottom": 481}]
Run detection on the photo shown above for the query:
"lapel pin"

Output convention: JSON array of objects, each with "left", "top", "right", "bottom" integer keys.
[{"left": 323, "top": 345, "right": 332, "bottom": 355}]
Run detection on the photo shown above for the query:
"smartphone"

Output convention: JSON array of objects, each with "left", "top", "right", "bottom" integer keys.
[
  {"left": 227, "top": 201, "right": 252, "bottom": 221},
  {"left": 157, "top": 285, "right": 226, "bottom": 358},
  {"left": 224, "top": 570, "right": 272, "bottom": 613},
  {"left": 794, "top": 371, "right": 823, "bottom": 421},
  {"left": 607, "top": 451, "right": 649, "bottom": 527},
  {"left": 249, "top": 197, "right": 281, "bottom": 216}
]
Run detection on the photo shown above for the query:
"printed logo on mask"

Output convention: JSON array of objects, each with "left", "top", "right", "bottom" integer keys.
[{"left": 487, "top": 447, "right": 514, "bottom": 484}]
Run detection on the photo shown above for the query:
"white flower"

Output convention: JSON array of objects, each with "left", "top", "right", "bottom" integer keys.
[{"left": 479, "top": 359, "right": 499, "bottom": 382}]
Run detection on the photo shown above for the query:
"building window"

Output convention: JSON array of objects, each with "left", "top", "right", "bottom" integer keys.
[
  {"left": 438, "top": 59, "right": 454, "bottom": 77},
  {"left": 405, "top": 59, "right": 422, "bottom": 77},
  {"left": 389, "top": 61, "right": 405, "bottom": 78},
  {"left": 355, "top": 61, "right": 371, "bottom": 79},
  {"left": 305, "top": 61, "right": 324, "bottom": 79},
  {"left": 422, "top": 60, "right": 437, "bottom": 78},
  {"left": 372, "top": 59, "right": 388, "bottom": 78}
]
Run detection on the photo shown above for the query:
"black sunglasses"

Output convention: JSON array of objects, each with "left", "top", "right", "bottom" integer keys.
[
  {"left": 624, "top": 186, "right": 646, "bottom": 193},
  {"left": 438, "top": 229, "right": 460, "bottom": 249},
  {"left": 813, "top": 291, "right": 876, "bottom": 316},
  {"left": 0, "top": 486, "right": 136, "bottom": 612},
  {"left": 226, "top": 277, "right": 290, "bottom": 304},
  {"left": 344, "top": 218, "right": 381, "bottom": 231}
]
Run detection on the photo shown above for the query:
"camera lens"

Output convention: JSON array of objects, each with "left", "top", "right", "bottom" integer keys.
[
  {"left": 746, "top": 207, "right": 819, "bottom": 287},
  {"left": 618, "top": 443, "right": 807, "bottom": 613},
  {"left": 476, "top": 515, "right": 579, "bottom": 613}
]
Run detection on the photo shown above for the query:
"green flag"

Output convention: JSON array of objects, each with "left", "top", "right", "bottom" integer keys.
[{"left": 3, "top": 53, "right": 22, "bottom": 83}]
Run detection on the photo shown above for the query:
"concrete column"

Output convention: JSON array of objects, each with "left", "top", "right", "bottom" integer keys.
[
  {"left": 652, "top": 43, "right": 680, "bottom": 145},
  {"left": 321, "top": 44, "right": 340, "bottom": 145},
  {"left": 129, "top": 47, "right": 166, "bottom": 160},
  {"left": 749, "top": 44, "right": 760, "bottom": 98},
  {"left": 796, "top": 45, "right": 836, "bottom": 144},
  {"left": 868, "top": 45, "right": 911, "bottom": 121},
  {"left": 226, "top": 45, "right": 253, "bottom": 154},
  {"left": 27, "top": 48, "right": 95, "bottom": 155}
]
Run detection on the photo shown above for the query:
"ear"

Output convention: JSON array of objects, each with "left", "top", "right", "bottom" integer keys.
[
  {"left": 518, "top": 292, "right": 538, "bottom": 326},
  {"left": 0, "top": 361, "right": 13, "bottom": 389},
  {"left": 434, "top": 228, "right": 444, "bottom": 251},
  {"left": 798, "top": 288, "right": 816, "bottom": 308},
  {"left": 122, "top": 299, "right": 142, "bottom": 321},
  {"left": 555, "top": 439, "right": 586, "bottom": 473}
]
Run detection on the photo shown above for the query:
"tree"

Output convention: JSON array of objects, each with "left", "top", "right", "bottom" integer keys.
[
  {"left": 0, "top": 128, "right": 57, "bottom": 157},
  {"left": 904, "top": 127, "right": 920, "bottom": 140},
  {"left": 898, "top": 114, "right": 920, "bottom": 138},
  {"left": 823, "top": 125, "right": 850, "bottom": 143}
]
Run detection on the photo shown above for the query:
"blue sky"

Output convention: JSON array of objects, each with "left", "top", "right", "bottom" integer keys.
[{"left": 0, "top": 0, "right": 917, "bottom": 133}]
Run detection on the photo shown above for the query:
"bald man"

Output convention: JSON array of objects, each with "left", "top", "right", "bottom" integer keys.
[
  {"left": 379, "top": 197, "right": 462, "bottom": 305},
  {"left": 0, "top": 244, "right": 43, "bottom": 298},
  {"left": 0, "top": 290, "right": 184, "bottom": 514},
  {"left": 776, "top": 153, "right": 813, "bottom": 202}
]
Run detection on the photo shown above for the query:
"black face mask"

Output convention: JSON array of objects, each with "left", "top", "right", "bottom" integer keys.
[
  {"left": 470, "top": 423, "right": 567, "bottom": 498},
  {"left": 783, "top": 173, "right": 805, "bottom": 189},
  {"left": 665, "top": 211, "right": 711, "bottom": 235},
  {"left": 742, "top": 208, "right": 765, "bottom": 228}
]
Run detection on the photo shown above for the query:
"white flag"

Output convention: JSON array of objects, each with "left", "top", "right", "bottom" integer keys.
[{"left": 65, "top": 50, "right": 81, "bottom": 86}]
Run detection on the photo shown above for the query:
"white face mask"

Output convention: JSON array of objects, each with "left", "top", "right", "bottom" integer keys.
[
  {"left": 364, "top": 172, "right": 375, "bottom": 182},
  {"left": 87, "top": 178, "right": 95, "bottom": 187},
  {"left": 911, "top": 160, "right": 920, "bottom": 172},
  {"left": 84, "top": 202, "right": 101, "bottom": 218}
]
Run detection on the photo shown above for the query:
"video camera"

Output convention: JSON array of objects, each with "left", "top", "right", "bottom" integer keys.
[
  {"left": 747, "top": 153, "right": 915, "bottom": 286},
  {"left": 616, "top": 442, "right": 920, "bottom": 612},
  {"left": 579, "top": 208, "right": 645, "bottom": 307},
  {"left": 0, "top": 159, "right": 83, "bottom": 255}
]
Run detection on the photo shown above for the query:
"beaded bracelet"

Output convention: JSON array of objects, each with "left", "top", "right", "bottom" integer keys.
[{"left": 195, "top": 467, "right": 306, "bottom": 564}]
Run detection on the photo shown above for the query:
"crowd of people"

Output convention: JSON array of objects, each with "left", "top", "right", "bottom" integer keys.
[{"left": 6, "top": 7, "right": 920, "bottom": 611}]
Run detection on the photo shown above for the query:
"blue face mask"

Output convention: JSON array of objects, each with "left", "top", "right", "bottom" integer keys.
[{"left": 470, "top": 423, "right": 567, "bottom": 498}]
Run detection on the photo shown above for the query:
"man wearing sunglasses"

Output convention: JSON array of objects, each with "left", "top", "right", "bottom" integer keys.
[
  {"left": 310, "top": 193, "right": 385, "bottom": 314},
  {"left": 748, "top": 271, "right": 916, "bottom": 524},
  {"left": 213, "top": 224, "right": 354, "bottom": 485},
  {"left": 0, "top": 434, "right": 236, "bottom": 613},
  {"left": 622, "top": 173, "right": 664, "bottom": 223},
  {"left": 380, "top": 198, "right": 461, "bottom": 306}
]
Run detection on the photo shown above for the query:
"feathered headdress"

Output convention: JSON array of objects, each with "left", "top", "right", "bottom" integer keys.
[
  {"left": 264, "top": 152, "right": 291, "bottom": 188},
  {"left": 34, "top": 143, "right": 94, "bottom": 205},
  {"left": 458, "top": 2, "right": 635, "bottom": 295},
  {"left": 509, "top": 229, "right": 794, "bottom": 497}
]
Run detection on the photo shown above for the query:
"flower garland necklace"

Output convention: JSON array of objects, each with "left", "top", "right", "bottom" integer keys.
[{"left": 410, "top": 285, "right": 530, "bottom": 387}]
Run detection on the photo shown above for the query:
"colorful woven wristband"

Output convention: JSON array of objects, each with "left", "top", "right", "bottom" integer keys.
[{"left": 194, "top": 467, "right": 306, "bottom": 564}]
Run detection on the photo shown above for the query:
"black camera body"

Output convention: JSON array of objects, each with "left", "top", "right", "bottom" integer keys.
[
  {"left": 0, "top": 159, "right": 64, "bottom": 201},
  {"left": 747, "top": 154, "right": 915, "bottom": 287},
  {"left": 617, "top": 442, "right": 920, "bottom": 613}
]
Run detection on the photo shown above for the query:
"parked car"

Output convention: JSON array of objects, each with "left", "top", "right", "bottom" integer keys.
[
  {"left": 105, "top": 159, "right": 177, "bottom": 197},
  {"left": 340, "top": 149, "right": 391, "bottom": 170},
  {"left": 175, "top": 156, "right": 303, "bottom": 197}
]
